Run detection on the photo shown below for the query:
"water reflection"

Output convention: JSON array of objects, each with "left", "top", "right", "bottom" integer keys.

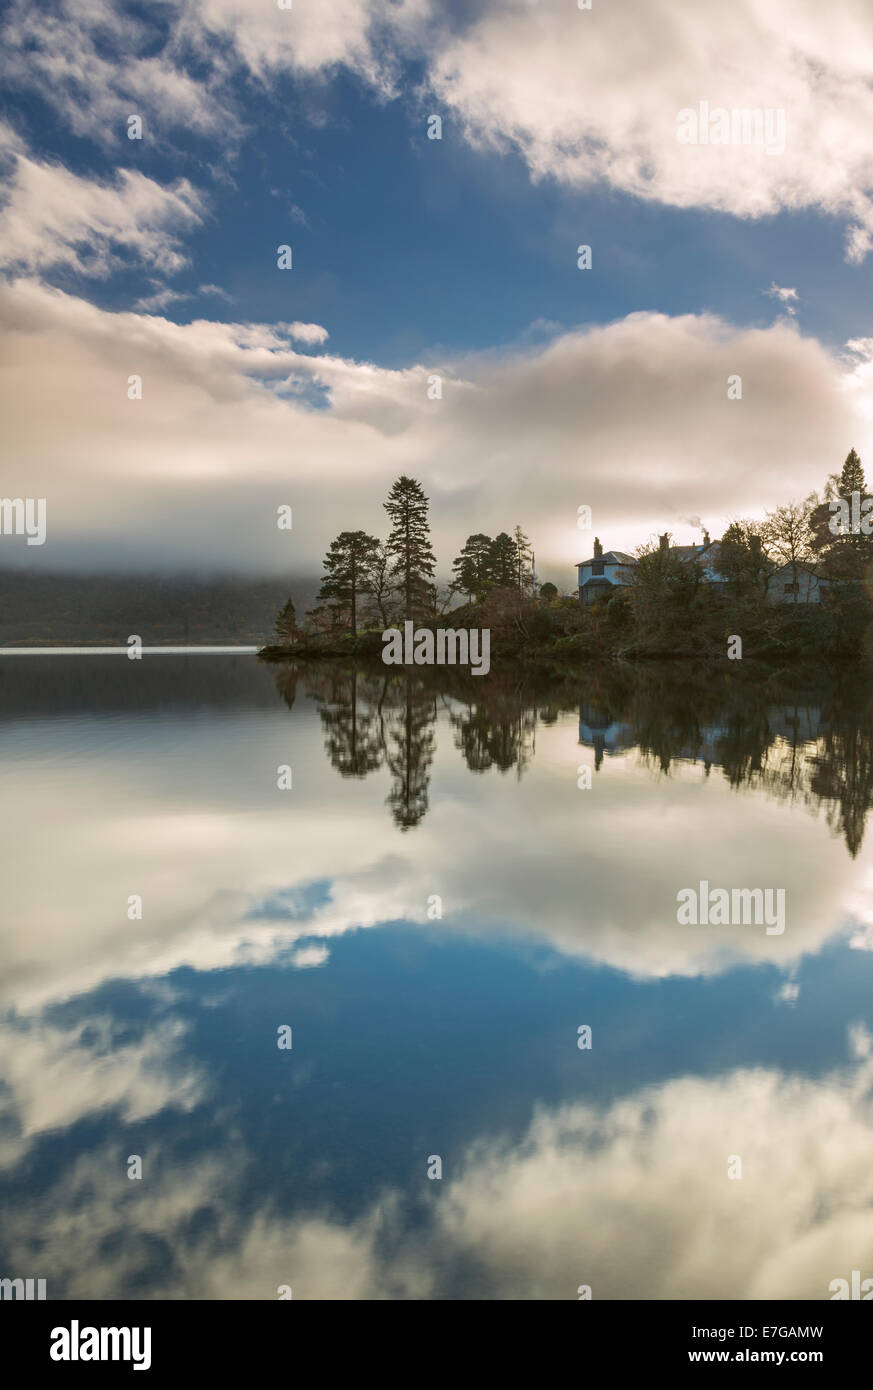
[
  {"left": 302, "top": 665, "right": 541, "bottom": 798},
  {"left": 281, "top": 659, "right": 873, "bottom": 857},
  {"left": 1, "top": 654, "right": 873, "bottom": 1300}
]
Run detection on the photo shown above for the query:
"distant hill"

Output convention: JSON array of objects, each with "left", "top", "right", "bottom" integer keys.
[{"left": 0, "top": 570, "right": 319, "bottom": 646}]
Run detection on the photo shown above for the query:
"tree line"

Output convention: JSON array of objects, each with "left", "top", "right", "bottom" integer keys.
[
  {"left": 272, "top": 451, "right": 873, "bottom": 663},
  {"left": 276, "top": 474, "right": 535, "bottom": 642},
  {"left": 719, "top": 448, "right": 873, "bottom": 591},
  {"left": 637, "top": 448, "right": 873, "bottom": 599},
  {"left": 586, "top": 449, "right": 873, "bottom": 662}
]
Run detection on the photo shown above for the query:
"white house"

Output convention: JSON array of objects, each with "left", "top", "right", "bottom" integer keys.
[
  {"left": 669, "top": 535, "right": 726, "bottom": 586},
  {"left": 576, "top": 538, "right": 636, "bottom": 604},
  {"left": 578, "top": 535, "right": 830, "bottom": 604},
  {"left": 576, "top": 533, "right": 726, "bottom": 603},
  {"left": 767, "top": 564, "right": 828, "bottom": 604}
]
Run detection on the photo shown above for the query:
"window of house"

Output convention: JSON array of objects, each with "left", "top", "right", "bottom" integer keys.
[
  {"left": 784, "top": 582, "right": 798, "bottom": 595},
  {"left": 591, "top": 561, "right": 604, "bottom": 576}
]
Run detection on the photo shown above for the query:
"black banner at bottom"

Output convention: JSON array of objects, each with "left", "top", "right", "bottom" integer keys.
[{"left": 1, "top": 1299, "right": 866, "bottom": 1374}]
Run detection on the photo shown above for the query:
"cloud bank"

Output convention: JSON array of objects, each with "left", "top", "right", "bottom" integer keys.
[{"left": 0, "top": 276, "right": 863, "bottom": 578}]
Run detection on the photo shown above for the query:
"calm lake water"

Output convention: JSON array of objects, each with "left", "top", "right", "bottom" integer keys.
[{"left": 2, "top": 653, "right": 873, "bottom": 1300}]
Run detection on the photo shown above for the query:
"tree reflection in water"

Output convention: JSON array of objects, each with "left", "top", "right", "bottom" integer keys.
[{"left": 271, "top": 660, "right": 873, "bottom": 855}]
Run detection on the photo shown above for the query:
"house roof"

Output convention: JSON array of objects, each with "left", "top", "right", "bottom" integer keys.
[
  {"left": 577, "top": 540, "right": 727, "bottom": 571},
  {"left": 770, "top": 561, "right": 826, "bottom": 579},
  {"left": 672, "top": 541, "right": 722, "bottom": 562},
  {"left": 576, "top": 551, "right": 636, "bottom": 567}
]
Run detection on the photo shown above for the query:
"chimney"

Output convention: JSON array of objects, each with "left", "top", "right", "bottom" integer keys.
[
  {"left": 593, "top": 537, "right": 603, "bottom": 559},
  {"left": 703, "top": 530, "right": 711, "bottom": 547},
  {"left": 659, "top": 533, "right": 669, "bottom": 552}
]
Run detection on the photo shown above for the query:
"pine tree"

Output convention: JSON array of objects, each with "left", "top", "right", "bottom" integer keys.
[
  {"left": 513, "top": 524, "right": 533, "bottom": 593},
  {"left": 383, "top": 476, "right": 436, "bottom": 620},
  {"left": 450, "top": 533, "right": 492, "bottom": 602},
  {"left": 486, "top": 532, "right": 518, "bottom": 589},
  {"left": 836, "top": 448, "right": 866, "bottom": 499},
  {"left": 314, "top": 530, "right": 380, "bottom": 636},
  {"left": 274, "top": 598, "right": 298, "bottom": 645},
  {"left": 810, "top": 449, "right": 872, "bottom": 577}
]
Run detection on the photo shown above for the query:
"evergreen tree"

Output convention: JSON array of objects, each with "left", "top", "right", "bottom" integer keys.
[
  {"left": 810, "top": 449, "right": 872, "bottom": 577},
  {"left": 835, "top": 448, "right": 866, "bottom": 499},
  {"left": 314, "top": 530, "right": 380, "bottom": 636},
  {"left": 513, "top": 525, "right": 534, "bottom": 594},
  {"left": 450, "top": 533, "right": 492, "bottom": 601},
  {"left": 486, "top": 532, "right": 518, "bottom": 589},
  {"left": 274, "top": 598, "right": 298, "bottom": 645},
  {"left": 384, "top": 475, "right": 436, "bottom": 619}
]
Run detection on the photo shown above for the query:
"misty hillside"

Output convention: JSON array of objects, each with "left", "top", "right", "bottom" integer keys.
[{"left": 0, "top": 570, "right": 319, "bottom": 646}]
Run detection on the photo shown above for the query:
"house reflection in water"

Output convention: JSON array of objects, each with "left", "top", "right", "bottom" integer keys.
[
  {"left": 578, "top": 701, "right": 730, "bottom": 774},
  {"left": 578, "top": 703, "right": 636, "bottom": 770}
]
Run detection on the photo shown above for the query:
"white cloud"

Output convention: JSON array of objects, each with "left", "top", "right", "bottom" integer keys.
[
  {"left": 179, "top": 0, "right": 430, "bottom": 91},
  {"left": 0, "top": 127, "right": 204, "bottom": 277},
  {"left": 134, "top": 285, "right": 194, "bottom": 312},
  {"left": 0, "top": 0, "right": 230, "bottom": 146},
  {"left": 198, "top": 282, "right": 233, "bottom": 301},
  {"left": 284, "top": 321, "right": 329, "bottom": 345},
  {"left": 0, "top": 0, "right": 430, "bottom": 151},
  {"left": 436, "top": 1048, "right": 873, "bottom": 1298},
  {"left": 0, "top": 1138, "right": 432, "bottom": 1299},
  {"left": 5, "top": 1046, "right": 873, "bottom": 1297},
  {"left": 427, "top": 0, "right": 873, "bottom": 261},
  {"left": 0, "top": 1015, "right": 206, "bottom": 1168},
  {"left": 6, "top": 2, "right": 873, "bottom": 257},
  {"left": 0, "top": 277, "right": 862, "bottom": 578},
  {"left": 765, "top": 283, "right": 799, "bottom": 315},
  {"left": 289, "top": 944, "right": 330, "bottom": 968}
]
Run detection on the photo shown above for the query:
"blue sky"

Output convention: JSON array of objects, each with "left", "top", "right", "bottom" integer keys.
[
  {"left": 4, "top": 0, "right": 873, "bottom": 579},
  {"left": 10, "top": 55, "right": 873, "bottom": 364}
]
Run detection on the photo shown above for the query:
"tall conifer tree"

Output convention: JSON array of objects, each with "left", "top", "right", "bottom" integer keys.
[
  {"left": 315, "top": 530, "right": 379, "bottom": 635},
  {"left": 383, "top": 476, "right": 436, "bottom": 619}
]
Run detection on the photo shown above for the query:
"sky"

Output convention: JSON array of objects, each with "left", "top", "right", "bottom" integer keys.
[{"left": 4, "top": 0, "right": 873, "bottom": 585}]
